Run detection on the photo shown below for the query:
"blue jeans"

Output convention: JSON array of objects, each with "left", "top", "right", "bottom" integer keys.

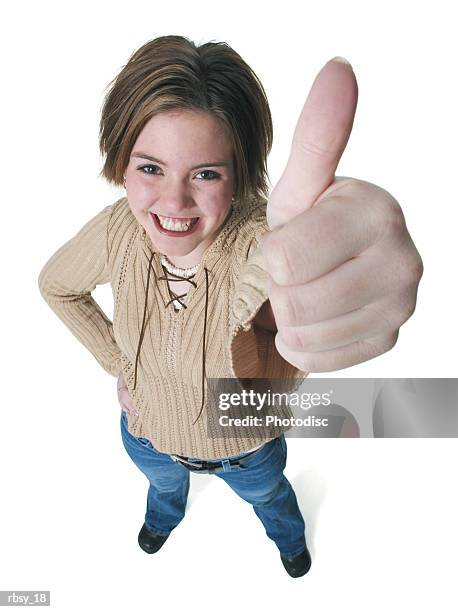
[{"left": 120, "top": 410, "right": 306, "bottom": 558}]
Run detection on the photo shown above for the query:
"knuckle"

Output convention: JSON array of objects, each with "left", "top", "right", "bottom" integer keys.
[
  {"left": 406, "top": 250, "right": 424, "bottom": 284},
  {"left": 355, "top": 183, "right": 406, "bottom": 243},
  {"left": 378, "top": 197, "right": 406, "bottom": 240},
  {"left": 398, "top": 290, "right": 419, "bottom": 324},
  {"left": 397, "top": 249, "right": 424, "bottom": 292},
  {"left": 383, "top": 330, "right": 399, "bottom": 351}
]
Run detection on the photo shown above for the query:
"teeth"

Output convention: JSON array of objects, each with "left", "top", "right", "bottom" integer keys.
[{"left": 156, "top": 215, "right": 197, "bottom": 232}]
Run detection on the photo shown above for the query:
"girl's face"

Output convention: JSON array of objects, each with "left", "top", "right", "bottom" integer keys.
[{"left": 124, "top": 109, "right": 235, "bottom": 267}]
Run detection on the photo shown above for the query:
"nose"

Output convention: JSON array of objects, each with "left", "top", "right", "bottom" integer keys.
[{"left": 158, "top": 179, "right": 195, "bottom": 216}]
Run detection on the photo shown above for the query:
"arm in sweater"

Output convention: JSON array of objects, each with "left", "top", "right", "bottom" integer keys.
[
  {"left": 230, "top": 201, "right": 308, "bottom": 385},
  {"left": 37, "top": 203, "right": 122, "bottom": 378}
]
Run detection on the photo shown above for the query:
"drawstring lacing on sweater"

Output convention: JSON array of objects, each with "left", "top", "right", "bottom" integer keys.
[{"left": 133, "top": 249, "right": 210, "bottom": 425}]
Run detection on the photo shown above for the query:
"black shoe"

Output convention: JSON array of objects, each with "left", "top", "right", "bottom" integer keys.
[
  {"left": 280, "top": 545, "right": 312, "bottom": 578},
  {"left": 138, "top": 523, "right": 170, "bottom": 554}
]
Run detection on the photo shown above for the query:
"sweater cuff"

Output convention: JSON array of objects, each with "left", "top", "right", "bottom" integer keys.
[{"left": 102, "top": 352, "right": 123, "bottom": 378}]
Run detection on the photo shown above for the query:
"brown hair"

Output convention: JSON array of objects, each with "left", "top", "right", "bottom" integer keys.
[{"left": 98, "top": 35, "right": 273, "bottom": 204}]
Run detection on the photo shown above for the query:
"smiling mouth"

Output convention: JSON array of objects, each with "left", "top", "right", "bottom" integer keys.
[{"left": 151, "top": 213, "right": 200, "bottom": 236}]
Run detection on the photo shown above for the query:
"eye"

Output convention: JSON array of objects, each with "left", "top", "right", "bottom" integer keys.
[
  {"left": 138, "top": 164, "right": 162, "bottom": 175},
  {"left": 196, "top": 170, "right": 220, "bottom": 181}
]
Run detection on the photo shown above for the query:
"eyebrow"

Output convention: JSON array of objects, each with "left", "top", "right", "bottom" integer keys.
[{"left": 131, "top": 151, "right": 231, "bottom": 170}]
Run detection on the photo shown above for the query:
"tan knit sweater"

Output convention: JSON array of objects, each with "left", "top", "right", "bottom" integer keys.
[{"left": 38, "top": 195, "right": 307, "bottom": 458}]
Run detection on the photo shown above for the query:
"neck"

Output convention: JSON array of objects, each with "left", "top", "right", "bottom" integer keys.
[
  {"left": 162, "top": 253, "right": 201, "bottom": 269},
  {"left": 160, "top": 252, "right": 200, "bottom": 275}
]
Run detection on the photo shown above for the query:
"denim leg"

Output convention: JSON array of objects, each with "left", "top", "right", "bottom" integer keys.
[
  {"left": 120, "top": 410, "right": 190, "bottom": 536},
  {"left": 215, "top": 435, "right": 306, "bottom": 557}
]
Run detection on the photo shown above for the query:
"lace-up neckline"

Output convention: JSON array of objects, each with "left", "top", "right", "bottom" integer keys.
[
  {"left": 159, "top": 265, "right": 197, "bottom": 311},
  {"left": 133, "top": 250, "right": 210, "bottom": 425}
]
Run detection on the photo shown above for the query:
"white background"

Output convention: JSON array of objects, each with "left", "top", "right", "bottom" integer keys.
[{"left": 2, "top": 0, "right": 457, "bottom": 610}]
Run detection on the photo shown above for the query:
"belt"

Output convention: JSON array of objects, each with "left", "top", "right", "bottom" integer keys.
[{"left": 170, "top": 443, "right": 266, "bottom": 474}]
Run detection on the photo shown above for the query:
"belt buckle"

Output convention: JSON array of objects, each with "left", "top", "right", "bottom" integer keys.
[
  {"left": 171, "top": 454, "right": 242, "bottom": 474},
  {"left": 186, "top": 459, "right": 220, "bottom": 474},
  {"left": 171, "top": 455, "right": 206, "bottom": 471}
]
